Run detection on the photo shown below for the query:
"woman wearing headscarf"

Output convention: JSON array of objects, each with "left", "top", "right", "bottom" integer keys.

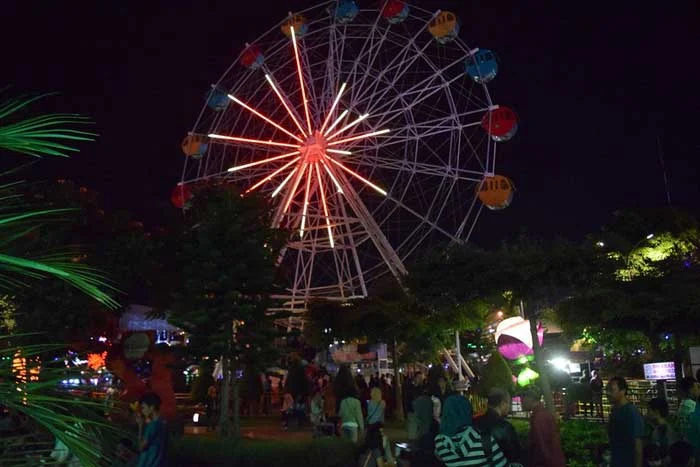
[{"left": 435, "top": 394, "right": 509, "bottom": 467}]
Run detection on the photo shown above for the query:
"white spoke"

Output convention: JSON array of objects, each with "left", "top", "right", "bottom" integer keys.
[
  {"left": 265, "top": 74, "right": 308, "bottom": 137},
  {"left": 320, "top": 82, "right": 347, "bottom": 134},
  {"left": 228, "top": 151, "right": 300, "bottom": 172}
]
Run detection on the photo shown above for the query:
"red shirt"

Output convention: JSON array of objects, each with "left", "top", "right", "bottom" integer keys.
[{"left": 528, "top": 404, "right": 566, "bottom": 467}]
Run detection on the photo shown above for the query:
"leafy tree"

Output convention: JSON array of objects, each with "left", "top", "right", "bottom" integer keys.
[
  {"left": 558, "top": 208, "right": 700, "bottom": 373},
  {"left": 10, "top": 179, "right": 176, "bottom": 344},
  {"left": 307, "top": 277, "right": 477, "bottom": 422},
  {"left": 410, "top": 238, "right": 606, "bottom": 412},
  {"left": 168, "top": 185, "right": 286, "bottom": 437},
  {"left": 475, "top": 351, "right": 515, "bottom": 397}
]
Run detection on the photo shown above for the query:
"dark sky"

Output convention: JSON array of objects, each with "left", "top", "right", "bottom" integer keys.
[{"left": 2, "top": 1, "right": 698, "bottom": 247}]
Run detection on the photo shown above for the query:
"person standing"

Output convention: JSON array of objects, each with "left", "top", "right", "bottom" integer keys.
[
  {"left": 367, "top": 387, "right": 386, "bottom": 425},
  {"left": 677, "top": 377, "right": 699, "bottom": 441},
  {"left": 473, "top": 387, "right": 522, "bottom": 465},
  {"left": 590, "top": 370, "right": 604, "bottom": 420},
  {"left": 520, "top": 385, "right": 565, "bottom": 467},
  {"left": 645, "top": 397, "right": 677, "bottom": 465},
  {"left": 334, "top": 365, "right": 364, "bottom": 443},
  {"left": 607, "top": 376, "right": 644, "bottom": 467},
  {"left": 136, "top": 393, "right": 167, "bottom": 467}
]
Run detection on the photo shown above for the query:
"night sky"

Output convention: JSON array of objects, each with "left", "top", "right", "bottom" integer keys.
[{"left": 2, "top": 1, "right": 698, "bottom": 247}]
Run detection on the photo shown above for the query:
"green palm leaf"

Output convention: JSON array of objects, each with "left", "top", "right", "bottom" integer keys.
[
  {"left": 0, "top": 336, "right": 125, "bottom": 466},
  {"left": 0, "top": 92, "right": 122, "bottom": 466},
  {"left": 0, "top": 93, "right": 96, "bottom": 158}
]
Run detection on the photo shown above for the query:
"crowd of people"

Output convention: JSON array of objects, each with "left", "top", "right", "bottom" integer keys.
[{"left": 44, "top": 365, "right": 700, "bottom": 467}]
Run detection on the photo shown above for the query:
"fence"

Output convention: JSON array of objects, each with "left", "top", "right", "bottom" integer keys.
[{"left": 470, "top": 379, "right": 678, "bottom": 422}]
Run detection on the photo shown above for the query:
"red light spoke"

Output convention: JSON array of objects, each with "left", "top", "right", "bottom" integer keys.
[
  {"left": 244, "top": 157, "right": 300, "bottom": 194},
  {"left": 291, "top": 26, "right": 313, "bottom": 135},
  {"left": 326, "top": 156, "right": 387, "bottom": 196},
  {"left": 228, "top": 151, "right": 300, "bottom": 172},
  {"left": 209, "top": 134, "right": 298, "bottom": 148},
  {"left": 283, "top": 163, "right": 307, "bottom": 213},
  {"left": 315, "top": 163, "right": 335, "bottom": 248},
  {"left": 228, "top": 94, "right": 303, "bottom": 143},
  {"left": 300, "top": 163, "right": 313, "bottom": 237}
]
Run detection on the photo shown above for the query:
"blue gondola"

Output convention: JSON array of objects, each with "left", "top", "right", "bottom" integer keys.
[
  {"left": 465, "top": 49, "right": 499, "bottom": 83},
  {"left": 335, "top": 1, "right": 359, "bottom": 23},
  {"left": 206, "top": 85, "right": 229, "bottom": 111}
]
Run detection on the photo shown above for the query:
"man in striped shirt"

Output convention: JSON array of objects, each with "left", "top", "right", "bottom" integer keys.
[{"left": 435, "top": 394, "right": 508, "bottom": 467}]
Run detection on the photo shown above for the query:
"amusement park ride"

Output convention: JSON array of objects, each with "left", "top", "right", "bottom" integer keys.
[{"left": 176, "top": 1, "right": 518, "bottom": 380}]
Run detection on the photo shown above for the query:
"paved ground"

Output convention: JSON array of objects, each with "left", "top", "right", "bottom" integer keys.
[{"left": 185, "top": 415, "right": 410, "bottom": 442}]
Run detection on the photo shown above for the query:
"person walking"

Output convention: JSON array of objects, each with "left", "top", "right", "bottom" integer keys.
[
  {"left": 607, "top": 376, "right": 644, "bottom": 467},
  {"left": 473, "top": 387, "right": 522, "bottom": 465},
  {"left": 520, "top": 385, "right": 565, "bottom": 467},
  {"left": 334, "top": 365, "right": 364, "bottom": 443}
]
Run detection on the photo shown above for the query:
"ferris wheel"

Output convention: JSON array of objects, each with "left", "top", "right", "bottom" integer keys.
[{"left": 177, "top": 0, "right": 518, "bottom": 322}]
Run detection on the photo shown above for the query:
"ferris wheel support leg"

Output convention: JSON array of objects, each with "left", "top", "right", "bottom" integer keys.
[
  {"left": 336, "top": 195, "right": 368, "bottom": 297},
  {"left": 333, "top": 168, "right": 407, "bottom": 283}
]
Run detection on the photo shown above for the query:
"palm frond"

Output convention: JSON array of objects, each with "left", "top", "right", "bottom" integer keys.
[
  {"left": 1, "top": 337, "right": 125, "bottom": 466},
  {"left": 0, "top": 253, "right": 119, "bottom": 308},
  {"left": 0, "top": 93, "right": 96, "bottom": 158}
]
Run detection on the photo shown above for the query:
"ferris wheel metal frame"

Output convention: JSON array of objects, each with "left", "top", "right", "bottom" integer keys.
[{"left": 181, "top": 1, "right": 515, "bottom": 327}]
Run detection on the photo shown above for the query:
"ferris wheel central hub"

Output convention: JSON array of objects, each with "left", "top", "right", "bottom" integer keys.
[{"left": 299, "top": 130, "right": 328, "bottom": 163}]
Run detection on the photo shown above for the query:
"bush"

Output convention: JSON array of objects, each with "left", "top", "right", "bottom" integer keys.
[
  {"left": 169, "top": 435, "right": 358, "bottom": 467},
  {"left": 476, "top": 352, "right": 515, "bottom": 397},
  {"left": 511, "top": 418, "right": 607, "bottom": 467}
]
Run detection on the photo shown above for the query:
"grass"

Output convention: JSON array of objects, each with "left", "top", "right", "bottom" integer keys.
[{"left": 169, "top": 435, "right": 358, "bottom": 467}]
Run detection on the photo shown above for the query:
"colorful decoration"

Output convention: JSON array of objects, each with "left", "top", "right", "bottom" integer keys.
[
  {"left": 494, "top": 317, "right": 544, "bottom": 361},
  {"left": 481, "top": 106, "right": 518, "bottom": 142},
  {"left": 181, "top": 134, "right": 208, "bottom": 159},
  {"left": 149, "top": 348, "right": 176, "bottom": 420},
  {"left": 105, "top": 331, "right": 176, "bottom": 419},
  {"left": 465, "top": 49, "right": 499, "bottom": 83},
  {"left": 381, "top": 0, "right": 409, "bottom": 24},
  {"left": 477, "top": 175, "right": 515, "bottom": 210},
  {"left": 240, "top": 44, "right": 265, "bottom": 69},
  {"left": 87, "top": 351, "right": 107, "bottom": 371},
  {"left": 517, "top": 367, "right": 540, "bottom": 386},
  {"left": 281, "top": 14, "right": 309, "bottom": 38},
  {"left": 171, "top": 183, "right": 192, "bottom": 209},
  {"left": 428, "top": 11, "right": 459, "bottom": 44}
]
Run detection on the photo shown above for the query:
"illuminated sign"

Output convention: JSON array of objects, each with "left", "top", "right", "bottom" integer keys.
[{"left": 643, "top": 362, "right": 675, "bottom": 381}]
